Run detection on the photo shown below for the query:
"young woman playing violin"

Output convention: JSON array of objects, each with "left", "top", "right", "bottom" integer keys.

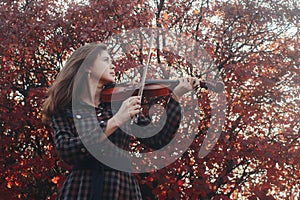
[{"left": 42, "top": 42, "right": 199, "bottom": 200}]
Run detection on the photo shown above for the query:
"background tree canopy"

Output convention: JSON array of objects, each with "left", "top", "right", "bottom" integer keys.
[{"left": 0, "top": 0, "right": 299, "bottom": 199}]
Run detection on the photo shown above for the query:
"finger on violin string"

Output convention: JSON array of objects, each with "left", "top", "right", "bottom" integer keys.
[
  {"left": 183, "top": 77, "right": 193, "bottom": 85},
  {"left": 192, "top": 78, "right": 200, "bottom": 88},
  {"left": 190, "top": 77, "right": 197, "bottom": 83},
  {"left": 180, "top": 78, "right": 188, "bottom": 85},
  {"left": 185, "top": 77, "right": 194, "bottom": 84},
  {"left": 190, "top": 77, "right": 195, "bottom": 83}
]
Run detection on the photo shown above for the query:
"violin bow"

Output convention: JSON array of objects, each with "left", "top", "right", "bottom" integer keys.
[
  {"left": 137, "top": 29, "right": 154, "bottom": 98},
  {"left": 132, "top": 29, "right": 154, "bottom": 124}
]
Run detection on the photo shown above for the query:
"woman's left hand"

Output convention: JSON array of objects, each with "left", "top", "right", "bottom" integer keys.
[{"left": 173, "top": 77, "right": 200, "bottom": 99}]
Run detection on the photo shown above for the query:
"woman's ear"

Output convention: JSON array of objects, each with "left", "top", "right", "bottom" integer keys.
[
  {"left": 87, "top": 70, "right": 91, "bottom": 79},
  {"left": 84, "top": 66, "right": 92, "bottom": 78}
]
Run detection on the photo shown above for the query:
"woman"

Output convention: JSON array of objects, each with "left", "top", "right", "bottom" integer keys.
[{"left": 42, "top": 42, "right": 198, "bottom": 199}]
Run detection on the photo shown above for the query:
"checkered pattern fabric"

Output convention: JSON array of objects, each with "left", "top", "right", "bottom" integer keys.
[{"left": 51, "top": 96, "right": 181, "bottom": 199}]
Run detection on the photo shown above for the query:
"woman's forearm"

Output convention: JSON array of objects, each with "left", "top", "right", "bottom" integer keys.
[{"left": 102, "top": 116, "right": 120, "bottom": 139}]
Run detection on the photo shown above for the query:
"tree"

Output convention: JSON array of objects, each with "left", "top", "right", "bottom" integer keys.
[
  {"left": 0, "top": 0, "right": 299, "bottom": 199},
  {"left": 138, "top": 0, "right": 299, "bottom": 199}
]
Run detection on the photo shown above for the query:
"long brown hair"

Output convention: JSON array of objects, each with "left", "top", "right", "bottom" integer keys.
[{"left": 42, "top": 42, "right": 107, "bottom": 124}]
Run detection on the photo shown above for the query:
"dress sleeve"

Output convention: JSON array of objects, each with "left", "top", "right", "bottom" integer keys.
[
  {"left": 137, "top": 96, "right": 182, "bottom": 150},
  {"left": 51, "top": 110, "right": 108, "bottom": 165}
]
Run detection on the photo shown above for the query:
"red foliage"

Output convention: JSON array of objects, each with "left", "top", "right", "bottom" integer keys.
[{"left": 1, "top": 0, "right": 299, "bottom": 199}]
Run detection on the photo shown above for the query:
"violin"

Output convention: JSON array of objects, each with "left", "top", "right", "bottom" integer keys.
[
  {"left": 101, "top": 31, "right": 225, "bottom": 104},
  {"left": 100, "top": 79, "right": 224, "bottom": 103}
]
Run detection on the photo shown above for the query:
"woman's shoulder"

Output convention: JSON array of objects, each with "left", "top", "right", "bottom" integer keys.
[{"left": 53, "top": 103, "right": 95, "bottom": 117}]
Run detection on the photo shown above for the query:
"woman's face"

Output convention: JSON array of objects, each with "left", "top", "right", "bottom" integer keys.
[{"left": 89, "top": 50, "right": 116, "bottom": 86}]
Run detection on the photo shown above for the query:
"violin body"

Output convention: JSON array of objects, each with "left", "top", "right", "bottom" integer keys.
[{"left": 101, "top": 80, "right": 177, "bottom": 102}]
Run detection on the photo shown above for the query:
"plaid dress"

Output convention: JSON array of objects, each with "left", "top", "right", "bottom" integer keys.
[{"left": 51, "top": 95, "right": 181, "bottom": 200}]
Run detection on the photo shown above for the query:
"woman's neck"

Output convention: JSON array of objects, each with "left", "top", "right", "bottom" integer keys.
[{"left": 81, "top": 80, "right": 104, "bottom": 107}]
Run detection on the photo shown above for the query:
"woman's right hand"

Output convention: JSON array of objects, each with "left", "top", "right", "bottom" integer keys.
[{"left": 112, "top": 96, "right": 142, "bottom": 126}]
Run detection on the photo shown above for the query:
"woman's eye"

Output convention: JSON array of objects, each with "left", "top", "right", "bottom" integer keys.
[{"left": 104, "top": 58, "right": 110, "bottom": 63}]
